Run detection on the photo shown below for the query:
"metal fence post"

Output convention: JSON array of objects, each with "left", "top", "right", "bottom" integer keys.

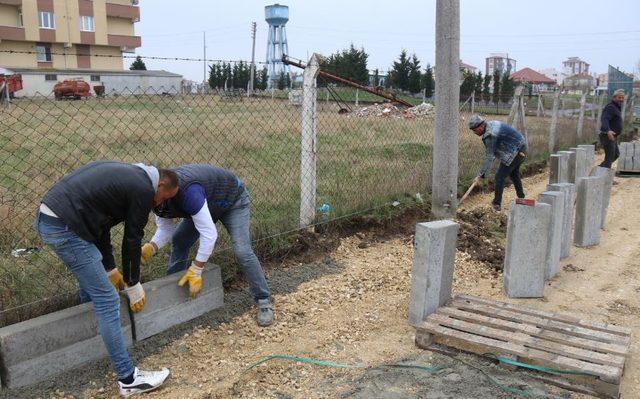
[
  {"left": 431, "top": 0, "right": 460, "bottom": 218},
  {"left": 299, "top": 54, "right": 320, "bottom": 228},
  {"left": 576, "top": 93, "right": 586, "bottom": 143},
  {"left": 548, "top": 91, "right": 560, "bottom": 153}
]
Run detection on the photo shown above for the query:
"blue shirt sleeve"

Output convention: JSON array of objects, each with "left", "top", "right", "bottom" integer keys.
[
  {"left": 478, "top": 135, "right": 496, "bottom": 178},
  {"left": 181, "top": 183, "right": 207, "bottom": 216}
]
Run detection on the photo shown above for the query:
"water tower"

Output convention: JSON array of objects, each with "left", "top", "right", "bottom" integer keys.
[{"left": 265, "top": 4, "right": 290, "bottom": 89}]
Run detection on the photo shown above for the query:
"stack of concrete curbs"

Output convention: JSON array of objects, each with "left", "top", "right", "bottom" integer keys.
[
  {"left": 501, "top": 142, "right": 616, "bottom": 297},
  {"left": 0, "top": 264, "right": 224, "bottom": 389},
  {"left": 617, "top": 141, "right": 640, "bottom": 173}
]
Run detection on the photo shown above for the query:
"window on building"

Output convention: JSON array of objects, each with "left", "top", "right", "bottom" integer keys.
[
  {"left": 38, "top": 11, "right": 54, "bottom": 29},
  {"left": 80, "top": 16, "right": 95, "bottom": 32},
  {"left": 90, "top": 75, "right": 100, "bottom": 82},
  {"left": 45, "top": 74, "right": 57, "bottom": 81},
  {"left": 36, "top": 44, "right": 52, "bottom": 62},
  {"left": 17, "top": 11, "right": 23, "bottom": 27}
]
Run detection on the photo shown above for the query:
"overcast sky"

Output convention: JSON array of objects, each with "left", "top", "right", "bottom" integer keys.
[{"left": 135, "top": 0, "right": 640, "bottom": 82}]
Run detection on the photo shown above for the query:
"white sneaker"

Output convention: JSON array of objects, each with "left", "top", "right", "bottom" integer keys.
[{"left": 118, "top": 367, "right": 170, "bottom": 397}]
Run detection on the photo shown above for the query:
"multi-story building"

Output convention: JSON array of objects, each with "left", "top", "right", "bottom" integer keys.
[
  {"left": 0, "top": 0, "right": 140, "bottom": 71},
  {"left": 562, "top": 57, "right": 589, "bottom": 76},
  {"left": 485, "top": 53, "right": 516, "bottom": 76},
  {"left": 538, "top": 68, "right": 565, "bottom": 85}
]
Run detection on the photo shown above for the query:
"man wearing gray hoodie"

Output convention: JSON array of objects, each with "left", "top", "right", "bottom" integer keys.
[{"left": 35, "top": 161, "right": 178, "bottom": 397}]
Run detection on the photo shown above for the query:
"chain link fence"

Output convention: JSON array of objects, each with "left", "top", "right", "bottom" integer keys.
[{"left": 0, "top": 72, "right": 611, "bottom": 326}]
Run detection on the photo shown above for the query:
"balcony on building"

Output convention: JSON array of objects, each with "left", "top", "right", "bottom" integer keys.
[{"left": 106, "top": 1, "right": 140, "bottom": 22}]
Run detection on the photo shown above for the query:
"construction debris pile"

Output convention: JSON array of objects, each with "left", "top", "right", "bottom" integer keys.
[{"left": 351, "top": 102, "right": 435, "bottom": 119}]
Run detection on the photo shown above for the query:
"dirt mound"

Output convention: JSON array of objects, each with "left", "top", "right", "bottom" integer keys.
[{"left": 456, "top": 207, "right": 506, "bottom": 271}]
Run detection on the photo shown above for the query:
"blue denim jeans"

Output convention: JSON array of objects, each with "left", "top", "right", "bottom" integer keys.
[
  {"left": 166, "top": 189, "right": 270, "bottom": 301},
  {"left": 34, "top": 212, "right": 134, "bottom": 379},
  {"left": 493, "top": 151, "right": 526, "bottom": 207}
]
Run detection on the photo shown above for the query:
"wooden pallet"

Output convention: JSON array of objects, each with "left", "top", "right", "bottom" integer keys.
[{"left": 415, "top": 294, "right": 632, "bottom": 398}]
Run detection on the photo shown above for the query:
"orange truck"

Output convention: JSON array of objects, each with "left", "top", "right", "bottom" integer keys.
[
  {"left": 0, "top": 73, "right": 23, "bottom": 98},
  {"left": 53, "top": 79, "right": 91, "bottom": 100}
]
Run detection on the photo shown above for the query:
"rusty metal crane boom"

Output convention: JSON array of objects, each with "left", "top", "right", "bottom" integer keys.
[{"left": 282, "top": 55, "right": 413, "bottom": 108}]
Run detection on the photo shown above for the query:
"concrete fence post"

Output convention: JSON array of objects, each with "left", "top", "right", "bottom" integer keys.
[
  {"left": 576, "top": 93, "right": 586, "bottom": 143},
  {"left": 549, "top": 91, "right": 560, "bottom": 153},
  {"left": 471, "top": 91, "right": 475, "bottom": 114},
  {"left": 621, "top": 94, "right": 627, "bottom": 123},
  {"left": 503, "top": 201, "right": 552, "bottom": 298},
  {"left": 431, "top": 0, "right": 460, "bottom": 218},
  {"left": 547, "top": 183, "right": 576, "bottom": 259},
  {"left": 574, "top": 176, "right": 605, "bottom": 247},
  {"left": 595, "top": 94, "right": 604, "bottom": 136},
  {"left": 508, "top": 86, "right": 523, "bottom": 126},
  {"left": 299, "top": 54, "right": 320, "bottom": 228},
  {"left": 519, "top": 92, "right": 527, "bottom": 139},
  {"left": 355, "top": 89, "right": 359, "bottom": 107},
  {"left": 408, "top": 220, "right": 459, "bottom": 327},
  {"left": 538, "top": 191, "right": 565, "bottom": 280},
  {"left": 592, "top": 166, "right": 614, "bottom": 228}
]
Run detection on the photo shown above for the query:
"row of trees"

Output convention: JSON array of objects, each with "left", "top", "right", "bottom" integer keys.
[
  {"left": 384, "top": 50, "right": 435, "bottom": 96},
  {"left": 459, "top": 69, "right": 515, "bottom": 104},
  {"left": 207, "top": 63, "right": 293, "bottom": 90}
]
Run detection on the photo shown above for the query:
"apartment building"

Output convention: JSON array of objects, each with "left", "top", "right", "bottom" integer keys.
[
  {"left": 0, "top": 0, "right": 141, "bottom": 71},
  {"left": 485, "top": 53, "right": 516, "bottom": 77},
  {"left": 562, "top": 57, "right": 589, "bottom": 76}
]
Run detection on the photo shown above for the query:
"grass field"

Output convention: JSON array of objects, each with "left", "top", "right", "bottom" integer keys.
[{"left": 0, "top": 92, "right": 595, "bottom": 325}]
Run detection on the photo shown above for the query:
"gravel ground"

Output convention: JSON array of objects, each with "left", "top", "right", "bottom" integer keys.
[{"left": 4, "top": 156, "right": 638, "bottom": 399}]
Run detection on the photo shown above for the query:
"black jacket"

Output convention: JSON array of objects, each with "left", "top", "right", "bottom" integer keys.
[
  {"left": 153, "top": 164, "right": 242, "bottom": 222},
  {"left": 600, "top": 101, "right": 622, "bottom": 136},
  {"left": 42, "top": 161, "right": 155, "bottom": 285}
]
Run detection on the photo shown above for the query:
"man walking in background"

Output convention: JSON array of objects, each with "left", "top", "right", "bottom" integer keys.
[
  {"left": 599, "top": 89, "right": 625, "bottom": 168},
  {"left": 35, "top": 161, "right": 179, "bottom": 396},
  {"left": 140, "top": 164, "right": 274, "bottom": 327},
  {"left": 468, "top": 114, "right": 528, "bottom": 211}
]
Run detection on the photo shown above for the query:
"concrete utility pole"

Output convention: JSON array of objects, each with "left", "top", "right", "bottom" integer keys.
[
  {"left": 431, "top": 0, "right": 460, "bottom": 219},
  {"left": 249, "top": 22, "right": 257, "bottom": 96},
  {"left": 203, "top": 31, "right": 207, "bottom": 83}
]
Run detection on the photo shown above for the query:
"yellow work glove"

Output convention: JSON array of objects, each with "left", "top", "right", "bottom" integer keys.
[
  {"left": 140, "top": 243, "right": 156, "bottom": 265},
  {"left": 107, "top": 268, "right": 125, "bottom": 292},
  {"left": 124, "top": 282, "right": 146, "bottom": 313},
  {"left": 177, "top": 262, "right": 203, "bottom": 298}
]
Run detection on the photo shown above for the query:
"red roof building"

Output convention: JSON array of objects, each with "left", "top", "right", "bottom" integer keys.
[{"left": 511, "top": 68, "right": 556, "bottom": 84}]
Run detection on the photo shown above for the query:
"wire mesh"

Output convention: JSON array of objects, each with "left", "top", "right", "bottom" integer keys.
[{"left": 0, "top": 81, "right": 606, "bottom": 326}]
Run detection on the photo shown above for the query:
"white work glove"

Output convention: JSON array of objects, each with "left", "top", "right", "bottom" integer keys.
[{"left": 124, "top": 282, "right": 146, "bottom": 313}]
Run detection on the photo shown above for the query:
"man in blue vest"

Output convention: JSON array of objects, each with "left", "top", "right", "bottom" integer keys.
[
  {"left": 469, "top": 114, "right": 528, "bottom": 211},
  {"left": 141, "top": 164, "right": 273, "bottom": 327}
]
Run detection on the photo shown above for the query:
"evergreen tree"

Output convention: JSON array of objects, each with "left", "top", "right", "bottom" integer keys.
[
  {"left": 207, "top": 63, "right": 218, "bottom": 89},
  {"left": 387, "top": 50, "right": 411, "bottom": 91},
  {"left": 322, "top": 44, "right": 369, "bottom": 85},
  {"left": 482, "top": 72, "right": 491, "bottom": 101},
  {"left": 407, "top": 54, "right": 422, "bottom": 94},
  {"left": 129, "top": 55, "right": 147, "bottom": 70},
  {"left": 277, "top": 72, "right": 287, "bottom": 90},
  {"left": 422, "top": 64, "right": 435, "bottom": 98},
  {"left": 492, "top": 69, "right": 501, "bottom": 104},
  {"left": 257, "top": 67, "right": 268, "bottom": 90},
  {"left": 501, "top": 72, "right": 515, "bottom": 100},
  {"left": 474, "top": 71, "right": 483, "bottom": 97},
  {"left": 460, "top": 70, "right": 476, "bottom": 97}
]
